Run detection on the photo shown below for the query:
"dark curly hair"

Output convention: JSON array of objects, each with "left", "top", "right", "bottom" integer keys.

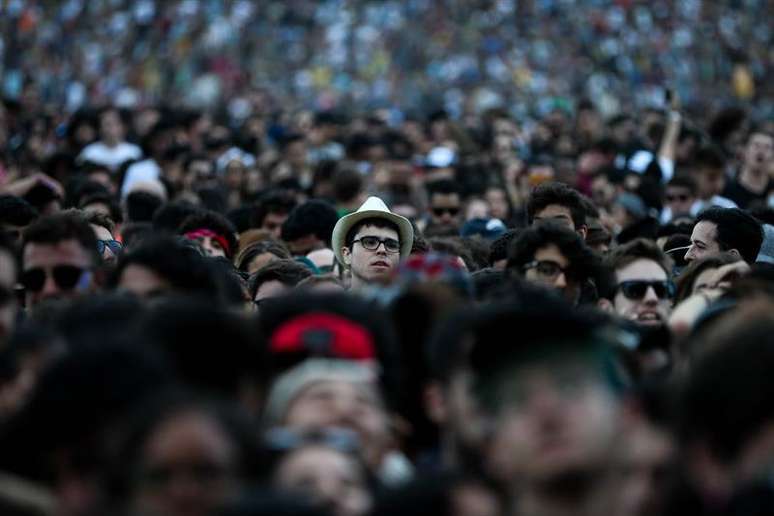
[
  {"left": 526, "top": 181, "right": 587, "bottom": 229},
  {"left": 506, "top": 221, "right": 602, "bottom": 284},
  {"left": 280, "top": 200, "right": 338, "bottom": 248}
]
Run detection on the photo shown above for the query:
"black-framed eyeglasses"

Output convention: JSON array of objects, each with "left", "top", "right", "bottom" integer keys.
[
  {"left": 353, "top": 236, "right": 400, "bottom": 253},
  {"left": 432, "top": 207, "right": 460, "bottom": 217},
  {"left": 522, "top": 260, "right": 572, "bottom": 279},
  {"left": 21, "top": 265, "right": 90, "bottom": 293},
  {"left": 96, "top": 239, "right": 123, "bottom": 255},
  {"left": 617, "top": 280, "right": 674, "bottom": 300}
]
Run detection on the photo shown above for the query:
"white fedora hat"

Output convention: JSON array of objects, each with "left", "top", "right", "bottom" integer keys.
[{"left": 331, "top": 196, "right": 414, "bottom": 268}]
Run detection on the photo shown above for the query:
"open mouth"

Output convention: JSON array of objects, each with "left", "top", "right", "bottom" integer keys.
[
  {"left": 371, "top": 261, "right": 390, "bottom": 268},
  {"left": 637, "top": 312, "right": 662, "bottom": 323}
]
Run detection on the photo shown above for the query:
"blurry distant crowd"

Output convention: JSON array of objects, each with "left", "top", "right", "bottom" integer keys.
[{"left": 0, "top": 1, "right": 773, "bottom": 516}]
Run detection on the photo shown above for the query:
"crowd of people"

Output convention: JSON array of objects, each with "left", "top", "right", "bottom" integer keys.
[
  {"left": 1, "top": 1, "right": 771, "bottom": 118},
  {"left": 0, "top": 2, "right": 774, "bottom": 516}
]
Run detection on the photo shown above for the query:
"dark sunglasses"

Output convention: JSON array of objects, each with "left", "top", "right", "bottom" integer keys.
[
  {"left": 263, "top": 427, "right": 361, "bottom": 454},
  {"left": 353, "top": 236, "right": 400, "bottom": 253},
  {"left": 432, "top": 207, "right": 460, "bottom": 216},
  {"left": 666, "top": 193, "right": 690, "bottom": 202},
  {"left": 617, "top": 280, "right": 674, "bottom": 300},
  {"left": 21, "top": 266, "right": 89, "bottom": 293},
  {"left": 96, "top": 239, "right": 123, "bottom": 255},
  {"left": 523, "top": 259, "right": 574, "bottom": 279}
]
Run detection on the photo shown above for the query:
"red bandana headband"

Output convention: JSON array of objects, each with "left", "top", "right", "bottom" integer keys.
[{"left": 184, "top": 228, "right": 231, "bottom": 256}]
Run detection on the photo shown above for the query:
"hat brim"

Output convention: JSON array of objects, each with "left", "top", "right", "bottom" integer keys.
[{"left": 332, "top": 209, "right": 414, "bottom": 268}]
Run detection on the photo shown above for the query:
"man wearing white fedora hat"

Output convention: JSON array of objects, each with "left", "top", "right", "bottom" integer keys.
[{"left": 331, "top": 196, "right": 414, "bottom": 290}]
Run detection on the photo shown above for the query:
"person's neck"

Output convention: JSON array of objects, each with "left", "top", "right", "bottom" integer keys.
[
  {"left": 102, "top": 138, "right": 120, "bottom": 148},
  {"left": 515, "top": 469, "right": 613, "bottom": 516},
  {"left": 739, "top": 166, "right": 769, "bottom": 193}
]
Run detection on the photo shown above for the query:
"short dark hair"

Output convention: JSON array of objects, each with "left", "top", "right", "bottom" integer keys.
[
  {"left": 125, "top": 191, "right": 164, "bottom": 223},
  {"left": 0, "top": 195, "right": 38, "bottom": 227},
  {"left": 427, "top": 179, "right": 461, "bottom": 198},
  {"left": 696, "top": 207, "right": 763, "bottom": 264},
  {"left": 344, "top": 217, "right": 401, "bottom": 250},
  {"left": 83, "top": 211, "right": 116, "bottom": 234},
  {"left": 332, "top": 166, "right": 364, "bottom": 203},
  {"left": 250, "top": 191, "right": 297, "bottom": 228},
  {"left": 605, "top": 238, "right": 673, "bottom": 277},
  {"left": 152, "top": 200, "right": 201, "bottom": 233},
  {"left": 22, "top": 211, "right": 99, "bottom": 266},
  {"left": 506, "top": 222, "right": 599, "bottom": 282},
  {"left": 667, "top": 174, "right": 697, "bottom": 194},
  {"left": 693, "top": 145, "right": 726, "bottom": 171},
  {"left": 248, "top": 259, "right": 312, "bottom": 299},
  {"left": 78, "top": 192, "right": 123, "bottom": 223},
  {"left": 109, "top": 235, "right": 221, "bottom": 298},
  {"left": 526, "top": 181, "right": 587, "bottom": 228},
  {"left": 178, "top": 210, "right": 239, "bottom": 259},
  {"left": 280, "top": 200, "right": 338, "bottom": 247},
  {"left": 489, "top": 230, "right": 519, "bottom": 266}
]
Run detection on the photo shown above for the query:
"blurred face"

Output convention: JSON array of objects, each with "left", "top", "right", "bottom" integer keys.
[
  {"left": 485, "top": 188, "right": 509, "bottom": 220},
  {"left": 665, "top": 186, "right": 694, "bottom": 216},
  {"left": 341, "top": 225, "right": 401, "bottom": 287},
  {"left": 533, "top": 204, "right": 575, "bottom": 231},
  {"left": 430, "top": 193, "right": 462, "bottom": 226},
  {"left": 692, "top": 267, "right": 720, "bottom": 295},
  {"left": 685, "top": 221, "right": 721, "bottom": 262},
  {"left": 186, "top": 234, "right": 227, "bottom": 259},
  {"left": 613, "top": 259, "right": 672, "bottom": 326},
  {"left": 743, "top": 132, "right": 773, "bottom": 172},
  {"left": 253, "top": 279, "right": 289, "bottom": 310},
  {"left": 119, "top": 264, "right": 172, "bottom": 300},
  {"left": 261, "top": 212, "right": 288, "bottom": 240},
  {"left": 283, "top": 379, "right": 391, "bottom": 471},
  {"left": 100, "top": 110, "right": 124, "bottom": 144},
  {"left": 486, "top": 358, "right": 619, "bottom": 483},
  {"left": 274, "top": 446, "right": 372, "bottom": 516},
  {"left": 523, "top": 244, "right": 579, "bottom": 304},
  {"left": 246, "top": 252, "right": 278, "bottom": 275},
  {"left": 91, "top": 224, "right": 119, "bottom": 265},
  {"left": 694, "top": 167, "right": 725, "bottom": 199},
  {"left": 133, "top": 411, "right": 239, "bottom": 516},
  {"left": 22, "top": 240, "right": 94, "bottom": 308}
]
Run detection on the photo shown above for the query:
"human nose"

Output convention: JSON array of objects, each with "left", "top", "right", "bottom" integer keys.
[
  {"left": 553, "top": 272, "right": 567, "bottom": 289},
  {"left": 643, "top": 285, "right": 659, "bottom": 303},
  {"left": 684, "top": 246, "right": 695, "bottom": 261},
  {"left": 40, "top": 271, "right": 59, "bottom": 296}
]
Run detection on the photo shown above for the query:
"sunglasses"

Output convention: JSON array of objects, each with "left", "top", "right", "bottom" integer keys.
[
  {"left": 666, "top": 193, "right": 690, "bottom": 202},
  {"left": 353, "top": 236, "right": 400, "bottom": 253},
  {"left": 21, "top": 265, "right": 89, "bottom": 293},
  {"left": 523, "top": 260, "right": 573, "bottom": 279},
  {"left": 617, "top": 280, "right": 674, "bottom": 300},
  {"left": 432, "top": 207, "right": 460, "bottom": 216},
  {"left": 96, "top": 239, "right": 123, "bottom": 255},
  {"left": 263, "top": 427, "right": 361, "bottom": 454}
]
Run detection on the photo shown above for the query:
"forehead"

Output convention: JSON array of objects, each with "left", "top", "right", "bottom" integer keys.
[
  {"left": 535, "top": 204, "right": 572, "bottom": 220},
  {"left": 430, "top": 193, "right": 461, "bottom": 206},
  {"left": 666, "top": 185, "right": 691, "bottom": 193},
  {"left": 90, "top": 224, "right": 113, "bottom": 240},
  {"left": 691, "top": 221, "right": 718, "bottom": 242},
  {"left": 616, "top": 258, "right": 667, "bottom": 282},
  {"left": 23, "top": 240, "right": 92, "bottom": 269},
  {"left": 533, "top": 244, "right": 569, "bottom": 267},
  {"left": 353, "top": 224, "right": 398, "bottom": 240},
  {"left": 749, "top": 133, "right": 773, "bottom": 147}
]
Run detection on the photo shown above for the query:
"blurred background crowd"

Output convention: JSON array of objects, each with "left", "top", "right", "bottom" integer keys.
[{"left": 0, "top": 1, "right": 772, "bottom": 516}]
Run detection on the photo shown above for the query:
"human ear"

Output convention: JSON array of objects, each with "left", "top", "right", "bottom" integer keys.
[{"left": 341, "top": 246, "right": 352, "bottom": 266}]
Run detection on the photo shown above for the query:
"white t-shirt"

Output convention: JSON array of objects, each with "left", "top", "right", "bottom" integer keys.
[{"left": 78, "top": 141, "right": 142, "bottom": 171}]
